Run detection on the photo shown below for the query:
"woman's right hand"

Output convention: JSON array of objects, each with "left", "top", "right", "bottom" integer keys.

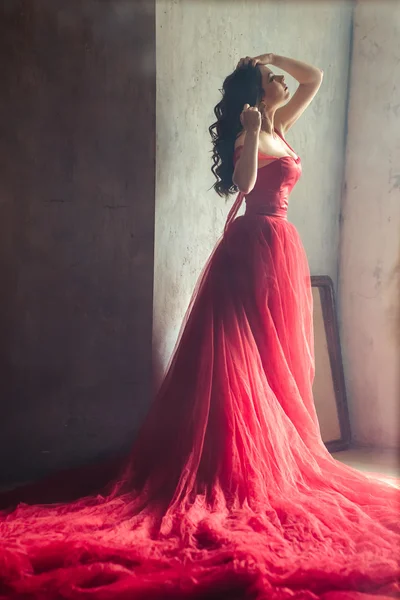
[{"left": 240, "top": 104, "right": 262, "bottom": 134}]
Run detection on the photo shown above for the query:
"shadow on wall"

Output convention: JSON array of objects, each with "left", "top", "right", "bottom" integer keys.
[
  {"left": 386, "top": 256, "right": 400, "bottom": 346},
  {"left": 151, "top": 34, "right": 184, "bottom": 394},
  {"left": 387, "top": 255, "right": 400, "bottom": 418},
  {"left": 0, "top": 0, "right": 156, "bottom": 486}
]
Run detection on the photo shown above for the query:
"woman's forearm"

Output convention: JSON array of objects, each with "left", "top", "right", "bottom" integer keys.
[
  {"left": 270, "top": 55, "right": 323, "bottom": 84},
  {"left": 233, "top": 130, "right": 259, "bottom": 194}
]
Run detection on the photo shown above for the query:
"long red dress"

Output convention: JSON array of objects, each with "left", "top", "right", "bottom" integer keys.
[{"left": 0, "top": 132, "right": 399, "bottom": 600}]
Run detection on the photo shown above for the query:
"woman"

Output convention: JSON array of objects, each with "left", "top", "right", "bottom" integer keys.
[{"left": 0, "top": 54, "right": 399, "bottom": 600}]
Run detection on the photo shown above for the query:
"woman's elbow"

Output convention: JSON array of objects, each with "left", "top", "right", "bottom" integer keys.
[
  {"left": 233, "top": 176, "right": 253, "bottom": 195},
  {"left": 240, "top": 186, "right": 253, "bottom": 195}
]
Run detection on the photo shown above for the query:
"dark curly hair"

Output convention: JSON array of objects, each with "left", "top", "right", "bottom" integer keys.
[{"left": 209, "top": 64, "right": 265, "bottom": 197}]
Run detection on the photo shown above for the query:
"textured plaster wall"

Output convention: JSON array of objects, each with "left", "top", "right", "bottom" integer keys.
[
  {"left": 0, "top": 0, "right": 155, "bottom": 484},
  {"left": 339, "top": 0, "right": 400, "bottom": 448},
  {"left": 5, "top": 0, "right": 394, "bottom": 487},
  {"left": 154, "top": 0, "right": 353, "bottom": 379}
]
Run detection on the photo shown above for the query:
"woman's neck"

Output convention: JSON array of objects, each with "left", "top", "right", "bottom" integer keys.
[{"left": 261, "top": 107, "right": 277, "bottom": 135}]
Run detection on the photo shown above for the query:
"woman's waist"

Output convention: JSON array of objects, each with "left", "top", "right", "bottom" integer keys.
[
  {"left": 244, "top": 204, "right": 288, "bottom": 219},
  {"left": 245, "top": 195, "right": 289, "bottom": 219}
]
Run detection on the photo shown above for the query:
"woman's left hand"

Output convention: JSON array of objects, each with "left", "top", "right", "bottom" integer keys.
[
  {"left": 236, "top": 53, "right": 274, "bottom": 69},
  {"left": 253, "top": 53, "right": 274, "bottom": 65},
  {"left": 236, "top": 56, "right": 258, "bottom": 69}
]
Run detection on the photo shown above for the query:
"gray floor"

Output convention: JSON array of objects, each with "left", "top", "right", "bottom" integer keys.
[
  {"left": 1, "top": 446, "right": 398, "bottom": 494},
  {"left": 332, "top": 446, "right": 399, "bottom": 479}
]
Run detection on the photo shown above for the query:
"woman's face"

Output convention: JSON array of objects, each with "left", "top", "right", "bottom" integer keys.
[{"left": 259, "top": 65, "right": 290, "bottom": 108}]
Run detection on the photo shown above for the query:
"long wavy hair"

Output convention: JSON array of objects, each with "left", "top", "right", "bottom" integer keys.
[{"left": 209, "top": 64, "right": 265, "bottom": 197}]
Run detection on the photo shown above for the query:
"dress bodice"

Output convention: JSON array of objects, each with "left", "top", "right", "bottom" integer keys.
[
  {"left": 244, "top": 155, "right": 301, "bottom": 219},
  {"left": 225, "top": 130, "right": 301, "bottom": 231}
]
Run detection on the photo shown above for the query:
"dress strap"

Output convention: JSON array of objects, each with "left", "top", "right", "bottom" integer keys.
[
  {"left": 224, "top": 191, "right": 245, "bottom": 235},
  {"left": 226, "top": 146, "right": 246, "bottom": 233}
]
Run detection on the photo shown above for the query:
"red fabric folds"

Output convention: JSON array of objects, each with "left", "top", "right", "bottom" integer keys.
[{"left": 0, "top": 139, "right": 399, "bottom": 599}]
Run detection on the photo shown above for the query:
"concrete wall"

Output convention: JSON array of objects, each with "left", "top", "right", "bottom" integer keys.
[
  {"left": 154, "top": 0, "right": 353, "bottom": 378},
  {"left": 0, "top": 0, "right": 155, "bottom": 484},
  {"left": 339, "top": 1, "right": 400, "bottom": 448}
]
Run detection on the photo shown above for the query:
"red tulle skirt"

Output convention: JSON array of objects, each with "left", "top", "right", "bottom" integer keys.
[{"left": 1, "top": 214, "right": 399, "bottom": 600}]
